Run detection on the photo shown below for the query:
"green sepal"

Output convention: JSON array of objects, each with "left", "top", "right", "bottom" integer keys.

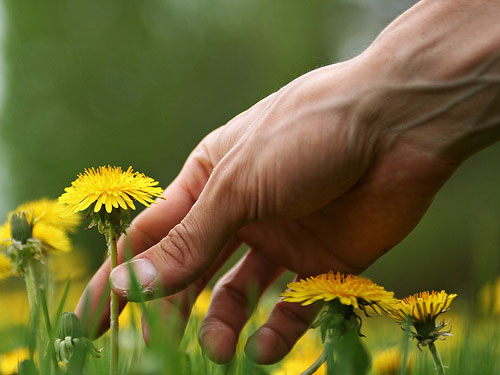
[
  {"left": 407, "top": 318, "right": 453, "bottom": 350},
  {"left": 86, "top": 206, "right": 131, "bottom": 236},
  {"left": 54, "top": 335, "right": 102, "bottom": 364},
  {"left": 5, "top": 239, "right": 44, "bottom": 276}
]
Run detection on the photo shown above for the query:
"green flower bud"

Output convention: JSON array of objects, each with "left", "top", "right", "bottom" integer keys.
[
  {"left": 10, "top": 212, "right": 32, "bottom": 244},
  {"left": 57, "top": 312, "right": 83, "bottom": 339}
]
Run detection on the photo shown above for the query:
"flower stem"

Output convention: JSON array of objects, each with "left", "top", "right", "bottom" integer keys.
[
  {"left": 25, "top": 259, "right": 39, "bottom": 317},
  {"left": 300, "top": 350, "right": 327, "bottom": 375},
  {"left": 106, "top": 225, "right": 119, "bottom": 375},
  {"left": 24, "top": 259, "right": 43, "bottom": 358},
  {"left": 399, "top": 318, "right": 411, "bottom": 375},
  {"left": 428, "top": 342, "right": 446, "bottom": 375}
]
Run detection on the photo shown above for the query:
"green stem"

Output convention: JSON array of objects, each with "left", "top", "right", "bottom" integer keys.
[
  {"left": 400, "top": 318, "right": 411, "bottom": 375},
  {"left": 428, "top": 342, "right": 446, "bottom": 375},
  {"left": 300, "top": 349, "right": 327, "bottom": 375},
  {"left": 25, "top": 259, "right": 43, "bottom": 359},
  {"left": 25, "top": 260, "right": 39, "bottom": 317},
  {"left": 107, "top": 225, "right": 119, "bottom": 375},
  {"left": 40, "top": 290, "right": 60, "bottom": 373}
]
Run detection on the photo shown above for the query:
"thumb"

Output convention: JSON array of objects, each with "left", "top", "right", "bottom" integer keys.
[{"left": 110, "top": 168, "right": 248, "bottom": 300}]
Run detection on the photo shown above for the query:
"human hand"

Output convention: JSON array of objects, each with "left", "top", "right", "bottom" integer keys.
[{"left": 76, "top": 0, "right": 499, "bottom": 365}]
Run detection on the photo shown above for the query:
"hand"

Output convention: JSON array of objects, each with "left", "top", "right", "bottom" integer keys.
[{"left": 76, "top": 0, "right": 500, "bottom": 365}]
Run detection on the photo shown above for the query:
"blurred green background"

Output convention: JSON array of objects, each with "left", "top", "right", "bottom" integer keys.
[{"left": 0, "top": 0, "right": 498, "bottom": 298}]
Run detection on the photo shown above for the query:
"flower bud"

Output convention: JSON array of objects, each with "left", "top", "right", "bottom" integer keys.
[
  {"left": 9, "top": 212, "right": 32, "bottom": 244},
  {"left": 57, "top": 312, "right": 83, "bottom": 339}
]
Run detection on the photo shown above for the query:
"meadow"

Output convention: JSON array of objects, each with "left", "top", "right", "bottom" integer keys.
[{"left": 0, "top": 241, "right": 499, "bottom": 375}]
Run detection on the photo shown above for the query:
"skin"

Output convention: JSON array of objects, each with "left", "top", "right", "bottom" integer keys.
[{"left": 76, "top": 0, "right": 500, "bottom": 365}]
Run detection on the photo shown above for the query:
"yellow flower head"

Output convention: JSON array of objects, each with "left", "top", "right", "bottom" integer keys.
[
  {"left": 15, "top": 198, "right": 80, "bottom": 232},
  {"left": 281, "top": 272, "right": 397, "bottom": 314},
  {"left": 0, "top": 199, "right": 80, "bottom": 252},
  {"left": 389, "top": 290, "right": 457, "bottom": 324},
  {"left": 58, "top": 166, "right": 164, "bottom": 215},
  {"left": 0, "top": 253, "right": 14, "bottom": 279},
  {"left": 372, "top": 347, "right": 414, "bottom": 375}
]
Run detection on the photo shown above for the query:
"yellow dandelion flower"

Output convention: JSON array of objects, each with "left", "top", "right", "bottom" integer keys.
[
  {"left": 281, "top": 272, "right": 397, "bottom": 314},
  {"left": 0, "top": 199, "right": 80, "bottom": 252},
  {"left": 14, "top": 198, "right": 80, "bottom": 232},
  {"left": 389, "top": 291, "right": 457, "bottom": 324},
  {"left": 0, "top": 253, "right": 14, "bottom": 279},
  {"left": 58, "top": 166, "right": 164, "bottom": 215},
  {"left": 32, "top": 222, "right": 72, "bottom": 252},
  {"left": 372, "top": 347, "right": 414, "bottom": 375},
  {"left": 389, "top": 290, "right": 455, "bottom": 360},
  {"left": 0, "top": 347, "right": 29, "bottom": 374}
]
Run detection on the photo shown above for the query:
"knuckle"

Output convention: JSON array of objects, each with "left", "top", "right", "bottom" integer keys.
[
  {"left": 208, "top": 146, "right": 255, "bottom": 223},
  {"left": 215, "top": 283, "right": 248, "bottom": 311},
  {"left": 158, "top": 223, "right": 197, "bottom": 271}
]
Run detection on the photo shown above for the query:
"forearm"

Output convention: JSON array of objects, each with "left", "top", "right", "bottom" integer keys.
[{"left": 358, "top": 0, "right": 500, "bottom": 163}]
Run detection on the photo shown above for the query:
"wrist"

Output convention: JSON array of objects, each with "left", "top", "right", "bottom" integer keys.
[{"left": 357, "top": 0, "right": 500, "bottom": 164}]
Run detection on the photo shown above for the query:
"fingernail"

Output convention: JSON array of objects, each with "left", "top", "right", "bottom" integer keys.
[{"left": 110, "top": 258, "right": 158, "bottom": 292}]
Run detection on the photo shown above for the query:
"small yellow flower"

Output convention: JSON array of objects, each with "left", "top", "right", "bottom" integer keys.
[
  {"left": 58, "top": 166, "right": 164, "bottom": 215},
  {"left": 0, "top": 253, "right": 14, "bottom": 279},
  {"left": 389, "top": 291, "right": 456, "bottom": 351},
  {"left": 281, "top": 272, "right": 397, "bottom": 314},
  {"left": 389, "top": 291, "right": 457, "bottom": 324},
  {"left": 372, "top": 347, "right": 414, "bottom": 375},
  {"left": 0, "top": 347, "right": 29, "bottom": 374},
  {"left": 0, "top": 199, "right": 80, "bottom": 252}
]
